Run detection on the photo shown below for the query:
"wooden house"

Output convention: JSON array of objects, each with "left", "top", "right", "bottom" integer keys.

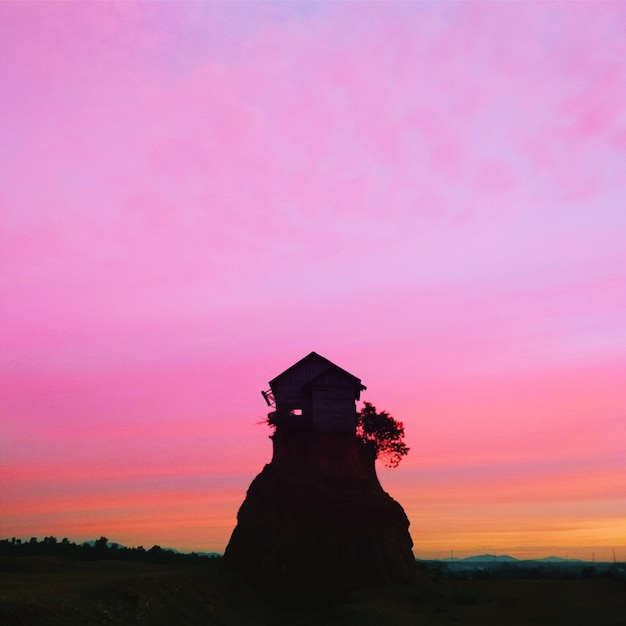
[{"left": 262, "top": 352, "right": 366, "bottom": 433}]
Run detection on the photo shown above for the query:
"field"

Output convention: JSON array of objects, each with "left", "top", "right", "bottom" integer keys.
[{"left": 1, "top": 556, "right": 625, "bottom": 625}]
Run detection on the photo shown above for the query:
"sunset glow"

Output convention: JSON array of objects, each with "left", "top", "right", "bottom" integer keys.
[{"left": 1, "top": 2, "right": 625, "bottom": 561}]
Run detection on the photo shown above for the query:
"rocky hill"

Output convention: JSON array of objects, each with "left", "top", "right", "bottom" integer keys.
[{"left": 223, "top": 430, "right": 415, "bottom": 600}]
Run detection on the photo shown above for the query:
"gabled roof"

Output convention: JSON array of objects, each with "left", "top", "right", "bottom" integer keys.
[{"left": 269, "top": 351, "right": 366, "bottom": 391}]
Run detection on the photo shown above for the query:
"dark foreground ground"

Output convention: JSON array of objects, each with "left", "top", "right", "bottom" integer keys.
[{"left": 1, "top": 556, "right": 625, "bottom": 626}]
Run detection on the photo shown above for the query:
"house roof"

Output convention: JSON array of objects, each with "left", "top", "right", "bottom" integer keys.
[{"left": 268, "top": 351, "right": 366, "bottom": 391}]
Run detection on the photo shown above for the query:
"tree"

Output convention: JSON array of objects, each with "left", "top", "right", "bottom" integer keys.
[
  {"left": 357, "top": 402, "right": 409, "bottom": 468},
  {"left": 94, "top": 536, "right": 109, "bottom": 550}
]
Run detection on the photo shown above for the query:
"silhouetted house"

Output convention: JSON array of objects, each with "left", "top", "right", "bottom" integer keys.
[{"left": 262, "top": 352, "right": 366, "bottom": 433}]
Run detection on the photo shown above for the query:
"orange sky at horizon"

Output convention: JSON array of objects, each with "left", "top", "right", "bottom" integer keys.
[{"left": 3, "top": 459, "right": 625, "bottom": 563}]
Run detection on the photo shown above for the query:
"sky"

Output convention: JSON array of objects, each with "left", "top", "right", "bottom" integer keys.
[{"left": 1, "top": 1, "right": 625, "bottom": 561}]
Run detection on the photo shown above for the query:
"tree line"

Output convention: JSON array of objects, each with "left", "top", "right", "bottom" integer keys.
[{"left": 0, "top": 536, "right": 218, "bottom": 564}]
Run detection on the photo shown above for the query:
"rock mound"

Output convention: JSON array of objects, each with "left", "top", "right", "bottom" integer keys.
[{"left": 223, "top": 430, "right": 415, "bottom": 598}]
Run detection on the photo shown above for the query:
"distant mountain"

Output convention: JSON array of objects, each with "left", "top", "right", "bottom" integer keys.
[
  {"left": 537, "top": 556, "right": 583, "bottom": 563},
  {"left": 423, "top": 554, "right": 597, "bottom": 566},
  {"left": 458, "top": 554, "right": 518, "bottom": 563}
]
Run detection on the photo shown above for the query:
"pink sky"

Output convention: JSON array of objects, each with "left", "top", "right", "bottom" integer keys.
[{"left": 1, "top": 2, "right": 625, "bottom": 560}]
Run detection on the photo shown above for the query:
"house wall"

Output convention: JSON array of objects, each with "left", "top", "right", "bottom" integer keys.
[
  {"left": 311, "top": 386, "right": 357, "bottom": 433},
  {"left": 269, "top": 355, "right": 361, "bottom": 434},
  {"left": 310, "top": 368, "right": 359, "bottom": 433}
]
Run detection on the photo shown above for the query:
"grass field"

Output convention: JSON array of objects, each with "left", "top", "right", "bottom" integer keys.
[{"left": 1, "top": 556, "right": 625, "bottom": 625}]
